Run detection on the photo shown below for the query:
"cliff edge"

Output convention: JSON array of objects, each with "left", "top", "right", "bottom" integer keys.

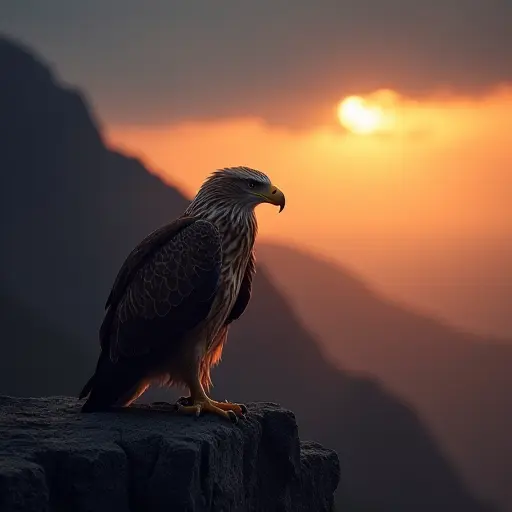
[{"left": 0, "top": 396, "right": 339, "bottom": 512}]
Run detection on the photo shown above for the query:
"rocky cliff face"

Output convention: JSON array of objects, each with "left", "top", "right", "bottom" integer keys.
[{"left": 0, "top": 396, "right": 339, "bottom": 512}]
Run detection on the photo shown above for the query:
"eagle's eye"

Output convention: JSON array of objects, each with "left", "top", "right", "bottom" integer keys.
[{"left": 247, "top": 179, "right": 258, "bottom": 189}]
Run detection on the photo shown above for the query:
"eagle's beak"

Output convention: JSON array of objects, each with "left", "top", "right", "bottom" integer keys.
[{"left": 258, "top": 184, "right": 286, "bottom": 212}]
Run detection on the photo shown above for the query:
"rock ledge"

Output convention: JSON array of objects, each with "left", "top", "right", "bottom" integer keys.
[{"left": 0, "top": 396, "right": 339, "bottom": 512}]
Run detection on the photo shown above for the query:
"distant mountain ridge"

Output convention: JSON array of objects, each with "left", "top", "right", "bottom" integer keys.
[
  {"left": 259, "top": 242, "right": 512, "bottom": 511},
  {"left": 0, "top": 35, "right": 495, "bottom": 511}
]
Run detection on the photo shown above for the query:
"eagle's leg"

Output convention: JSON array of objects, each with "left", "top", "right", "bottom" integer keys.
[{"left": 175, "top": 380, "right": 243, "bottom": 423}]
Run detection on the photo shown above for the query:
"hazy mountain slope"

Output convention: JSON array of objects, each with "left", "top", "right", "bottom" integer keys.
[
  {"left": 259, "top": 242, "right": 512, "bottom": 511},
  {"left": 0, "top": 35, "right": 493, "bottom": 511},
  {"left": 335, "top": 236, "right": 512, "bottom": 339},
  {"left": 0, "top": 287, "right": 89, "bottom": 397}
]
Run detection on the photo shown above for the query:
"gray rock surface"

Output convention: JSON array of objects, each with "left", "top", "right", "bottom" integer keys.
[{"left": 0, "top": 396, "right": 339, "bottom": 512}]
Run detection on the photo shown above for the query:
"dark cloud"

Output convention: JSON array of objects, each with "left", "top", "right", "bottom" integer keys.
[{"left": 2, "top": 0, "right": 512, "bottom": 127}]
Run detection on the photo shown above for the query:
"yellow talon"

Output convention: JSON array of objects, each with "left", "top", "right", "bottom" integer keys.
[
  {"left": 176, "top": 398, "right": 239, "bottom": 423},
  {"left": 209, "top": 400, "right": 247, "bottom": 417}
]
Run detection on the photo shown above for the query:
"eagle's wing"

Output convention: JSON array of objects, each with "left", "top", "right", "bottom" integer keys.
[
  {"left": 79, "top": 217, "right": 222, "bottom": 409},
  {"left": 224, "top": 250, "right": 256, "bottom": 325},
  {"left": 101, "top": 217, "right": 222, "bottom": 362},
  {"left": 104, "top": 216, "right": 196, "bottom": 312}
]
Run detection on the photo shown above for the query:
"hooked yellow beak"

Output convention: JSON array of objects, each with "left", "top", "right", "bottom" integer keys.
[{"left": 256, "top": 184, "right": 286, "bottom": 212}]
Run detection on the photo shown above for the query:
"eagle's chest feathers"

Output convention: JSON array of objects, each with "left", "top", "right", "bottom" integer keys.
[
  {"left": 203, "top": 219, "right": 254, "bottom": 337},
  {"left": 209, "top": 241, "right": 249, "bottom": 324}
]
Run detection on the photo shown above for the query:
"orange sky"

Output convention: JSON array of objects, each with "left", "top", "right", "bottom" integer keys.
[
  {"left": 104, "top": 88, "right": 512, "bottom": 337},
  {"left": 106, "top": 87, "right": 512, "bottom": 243}
]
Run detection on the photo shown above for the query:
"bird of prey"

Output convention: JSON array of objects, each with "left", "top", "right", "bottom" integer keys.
[{"left": 79, "top": 167, "right": 285, "bottom": 422}]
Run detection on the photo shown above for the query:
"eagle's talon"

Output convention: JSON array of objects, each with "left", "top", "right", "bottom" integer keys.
[
  {"left": 175, "top": 398, "right": 235, "bottom": 422},
  {"left": 240, "top": 404, "right": 248, "bottom": 414},
  {"left": 209, "top": 400, "right": 246, "bottom": 417}
]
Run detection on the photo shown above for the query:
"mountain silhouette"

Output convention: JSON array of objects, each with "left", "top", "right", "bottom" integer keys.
[
  {"left": 259, "top": 242, "right": 512, "bottom": 511},
  {"left": 0, "top": 286, "right": 90, "bottom": 397},
  {"left": 0, "top": 35, "right": 495, "bottom": 511}
]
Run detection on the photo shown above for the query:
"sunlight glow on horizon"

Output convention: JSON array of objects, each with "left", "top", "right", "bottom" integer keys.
[{"left": 105, "top": 87, "right": 512, "bottom": 249}]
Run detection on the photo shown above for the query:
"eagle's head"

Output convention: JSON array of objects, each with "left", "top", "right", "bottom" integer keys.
[{"left": 187, "top": 167, "right": 286, "bottom": 217}]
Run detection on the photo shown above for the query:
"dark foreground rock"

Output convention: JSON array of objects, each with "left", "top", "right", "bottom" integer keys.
[{"left": 0, "top": 396, "right": 339, "bottom": 512}]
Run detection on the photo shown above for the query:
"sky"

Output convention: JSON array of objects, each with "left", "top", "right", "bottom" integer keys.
[
  {"left": 2, "top": 1, "right": 512, "bottom": 336},
  {"left": 2, "top": 1, "right": 512, "bottom": 127}
]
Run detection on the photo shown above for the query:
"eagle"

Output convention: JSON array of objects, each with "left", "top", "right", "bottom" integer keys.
[{"left": 79, "top": 167, "right": 285, "bottom": 422}]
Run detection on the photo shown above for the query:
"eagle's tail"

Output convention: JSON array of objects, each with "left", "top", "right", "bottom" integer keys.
[
  {"left": 78, "top": 374, "right": 95, "bottom": 401},
  {"left": 79, "top": 351, "right": 146, "bottom": 413},
  {"left": 78, "top": 348, "right": 104, "bottom": 401}
]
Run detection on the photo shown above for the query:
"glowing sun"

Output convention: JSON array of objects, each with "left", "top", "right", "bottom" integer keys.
[{"left": 337, "top": 95, "right": 385, "bottom": 134}]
